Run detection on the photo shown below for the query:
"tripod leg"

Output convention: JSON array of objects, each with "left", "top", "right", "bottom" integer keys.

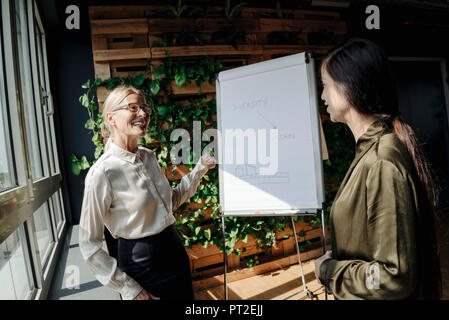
[
  {"left": 320, "top": 209, "right": 328, "bottom": 301},
  {"left": 291, "top": 216, "right": 313, "bottom": 299},
  {"left": 221, "top": 214, "right": 228, "bottom": 300}
]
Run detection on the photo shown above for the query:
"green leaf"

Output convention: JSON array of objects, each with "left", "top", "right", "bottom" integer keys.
[
  {"left": 242, "top": 234, "right": 248, "bottom": 243},
  {"left": 195, "top": 226, "right": 201, "bottom": 235},
  {"left": 71, "top": 153, "right": 78, "bottom": 163},
  {"left": 133, "top": 74, "right": 146, "bottom": 87},
  {"left": 94, "top": 78, "right": 102, "bottom": 87},
  {"left": 91, "top": 132, "right": 100, "bottom": 144},
  {"left": 85, "top": 119, "right": 95, "bottom": 130},
  {"left": 80, "top": 156, "right": 90, "bottom": 170},
  {"left": 94, "top": 147, "right": 103, "bottom": 159},
  {"left": 88, "top": 101, "right": 98, "bottom": 112},
  {"left": 71, "top": 162, "right": 81, "bottom": 176},
  {"left": 175, "top": 72, "right": 186, "bottom": 87},
  {"left": 204, "top": 228, "right": 211, "bottom": 241},
  {"left": 154, "top": 65, "right": 165, "bottom": 80},
  {"left": 230, "top": 227, "right": 239, "bottom": 238},
  {"left": 79, "top": 94, "right": 89, "bottom": 107},
  {"left": 157, "top": 105, "right": 169, "bottom": 117},
  {"left": 81, "top": 79, "right": 90, "bottom": 89},
  {"left": 105, "top": 79, "right": 117, "bottom": 90},
  {"left": 150, "top": 80, "right": 160, "bottom": 96}
]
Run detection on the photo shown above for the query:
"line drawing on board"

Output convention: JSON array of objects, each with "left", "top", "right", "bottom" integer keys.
[
  {"left": 256, "top": 110, "right": 277, "bottom": 129},
  {"left": 234, "top": 164, "right": 290, "bottom": 184}
]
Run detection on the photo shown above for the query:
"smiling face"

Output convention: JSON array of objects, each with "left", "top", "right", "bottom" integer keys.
[
  {"left": 321, "top": 67, "right": 351, "bottom": 123},
  {"left": 107, "top": 93, "right": 149, "bottom": 139}
]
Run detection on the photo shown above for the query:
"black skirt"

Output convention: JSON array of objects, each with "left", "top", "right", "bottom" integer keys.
[{"left": 118, "top": 224, "right": 194, "bottom": 300}]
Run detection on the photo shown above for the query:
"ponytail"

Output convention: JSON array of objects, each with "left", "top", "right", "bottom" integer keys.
[
  {"left": 392, "top": 116, "right": 437, "bottom": 206},
  {"left": 392, "top": 116, "right": 442, "bottom": 300}
]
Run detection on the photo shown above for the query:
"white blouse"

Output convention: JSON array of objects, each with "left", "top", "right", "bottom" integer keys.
[{"left": 79, "top": 141, "right": 208, "bottom": 300}]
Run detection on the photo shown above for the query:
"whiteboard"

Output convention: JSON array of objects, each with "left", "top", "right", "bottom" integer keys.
[{"left": 216, "top": 52, "right": 324, "bottom": 216}]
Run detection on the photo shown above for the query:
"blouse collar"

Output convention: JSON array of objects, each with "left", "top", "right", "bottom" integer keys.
[
  {"left": 356, "top": 118, "right": 393, "bottom": 154},
  {"left": 109, "top": 141, "right": 142, "bottom": 163}
]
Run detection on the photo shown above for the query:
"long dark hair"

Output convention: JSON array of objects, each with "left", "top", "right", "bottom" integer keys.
[{"left": 322, "top": 38, "right": 442, "bottom": 299}]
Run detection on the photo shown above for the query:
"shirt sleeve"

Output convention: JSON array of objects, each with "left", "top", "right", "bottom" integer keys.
[
  {"left": 319, "top": 160, "right": 418, "bottom": 299},
  {"left": 171, "top": 160, "right": 209, "bottom": 211},
  {"left": 78, "top": 166, "right": 143, "bottom": 300}
]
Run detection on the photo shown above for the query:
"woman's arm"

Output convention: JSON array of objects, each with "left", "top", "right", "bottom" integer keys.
[
  {"left": 78, "top": 166, "right": 143, "bottom": 300},
  {"left": 319, "top": 160, "right": 418, "bottom": 300},
  {"left": 171, "top": 157, "right": 210, "bottom": 211}
]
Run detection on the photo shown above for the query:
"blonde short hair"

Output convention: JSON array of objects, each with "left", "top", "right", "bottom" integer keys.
[{"left": 101, "top": 85, "right": 146, "bottom": 151}]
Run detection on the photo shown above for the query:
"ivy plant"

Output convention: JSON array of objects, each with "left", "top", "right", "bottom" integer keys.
[{"left": 72, "top": 52, "right": 352, "bottom": 268}]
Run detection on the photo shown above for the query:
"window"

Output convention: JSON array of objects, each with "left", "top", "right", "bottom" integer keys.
[
  {"left": 0, "top": 30, "right": 15, "bottom": 191},
  {"left": 0, "top": 227, "right": 34, "bottom": 299},
  {"left": 0, "top": 0, "right": 67, "bottom": 300},
  {"left": 14, "top": 0, "right": 43, "bottom": 180},
  {"left": 33, "top": 202, "right": 53, "bottom": 267}
]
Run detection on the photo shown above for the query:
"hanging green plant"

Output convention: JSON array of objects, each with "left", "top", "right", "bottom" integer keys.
[{"left": 71, "top": 42, "right": 350, "bottom": 269}]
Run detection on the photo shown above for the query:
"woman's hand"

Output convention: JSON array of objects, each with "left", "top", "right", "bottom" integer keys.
[
  {"left": 201, "top": 153, "right": 216, "bottom": 169},
  {"left": 134, "top": 288, "right": 160, "bottom": 300},
  {"left": 314, "top": 250, "right": 333, "bottom": 286}
]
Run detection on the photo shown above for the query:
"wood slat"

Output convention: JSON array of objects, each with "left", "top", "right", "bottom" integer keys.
[
  {"left": 151, "top": 45, "right": 263, "bottom": 58},
  {"left": 148, "top": 18, "right": 260, "bottom": 34},
  {"left": 106, "top": 34, "right": 149, "bottom": 50},
  {"left": 89, "top": 5, "right": 172, "bottom": 19},
  {"left": 169, "top": 80, "right": 216, "bottom": 96},
  {"left": 262, "top": 44, "right": 335, "bottom": 58},
  {"left": 93, "top": 48, "right": 151, "bottom": 62},
  {"left": 241, "top": 7, "right": 341, "bottom": 20},
  {"left": 165, "top": 164, "right": 191, "bottom": 180},
  {"left": 259, "top": 18, "right": 347, "bottom": 33},
  {"left": 192, "top": 245, "right": 329, "bottom": 289},
  {"left": 90, "top": 18, "right": 148, "bottom": 35}
]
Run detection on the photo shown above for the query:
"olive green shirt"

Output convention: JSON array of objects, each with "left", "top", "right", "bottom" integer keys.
[{"left": 319, "top": 119, "right": 421, "bottom": 300}]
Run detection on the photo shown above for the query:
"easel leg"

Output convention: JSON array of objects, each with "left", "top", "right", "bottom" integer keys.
[
  {"left": 320, "top": 209, "right": 328, "bottom": 301},
  {"left": 221, "top": 214, "right": 228, "bottom": 300},
  {"left": 284, "top": 216, "right": 313, "bottom": 300}
]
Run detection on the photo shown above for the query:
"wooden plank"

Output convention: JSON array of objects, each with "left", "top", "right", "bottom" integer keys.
[
  {"left": 89, "top": 6, "right": 157, "bottom": 19},
  {"left": 165, "top": 164, "right": 190, "bottom": 180},
  {"left": 192, "top": 253, "right": 223, "bottom": 270},
  {"left": 90, "top": 18, "right": 148, "bottom": 35},
  {"left": 192, "top": 246, "right": 327, "bottom": 290},
  {"left": 187, "top": 222, "right": 326, "bottom": 273},
  {"left": 109, "top": 59, "right": 148, "bottom": 78},
  {"left": 262, "top": 44, "right": 334, "bottom": 58},
  {"left": 106, "top": 33, "right": 148, "bottom": 50},
  {"left": 169, "top": 80, "right": 216, "bottom": 96},
  {"left": 91, "top": 36, "right": 108, "bottom": 50},
  {"left": 227, "top": 253, "right": 240, "bottom": 268},
  {"left": 148, "top": 18, "right": 260, "bottom": 34},
  {"left": 151, "top": 45, "right": 263, "bottom": 58},
  {"left": 241, "top": 7, "right": 341, "bottom": 20},
  {"left": 259, "top": 18, "right": 347, "bottom": 34},
  {"left": 91, "top": 37, "right": 111, "bottom": 81},
  {"left": 93, "top": 48, "right": 151, "bottom": 62},
  {"left": 88, "top": 5, "right": 340, "bottom": 21}
]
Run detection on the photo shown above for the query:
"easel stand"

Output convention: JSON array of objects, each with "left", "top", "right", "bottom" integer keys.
[{"left": 221, "top": 210, "right": 327, "bottom": 300}]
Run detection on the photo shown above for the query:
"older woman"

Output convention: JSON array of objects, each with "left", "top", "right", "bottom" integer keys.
[{"left": 79, "top": 85, "right": 216, "bottom": 300}]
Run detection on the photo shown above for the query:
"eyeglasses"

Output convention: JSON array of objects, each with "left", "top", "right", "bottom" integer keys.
[{"left": 112, "top": 103, "right": 152, "bottom": 116}]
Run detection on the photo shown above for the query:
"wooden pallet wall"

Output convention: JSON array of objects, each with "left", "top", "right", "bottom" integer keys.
[
  {"left": 88, "top": 4, "right": 343, "bottom": 278},
  {"left": 89, "top": 5, "right": 346, "bottom": 109}
]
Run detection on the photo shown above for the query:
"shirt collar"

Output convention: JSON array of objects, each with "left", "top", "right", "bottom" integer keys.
[
  {"left": 109, "top": 141, "right": 142, "bottom": 163},
  {"left": 356, "top": 118, "right": 393, "bottom": 154}
]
